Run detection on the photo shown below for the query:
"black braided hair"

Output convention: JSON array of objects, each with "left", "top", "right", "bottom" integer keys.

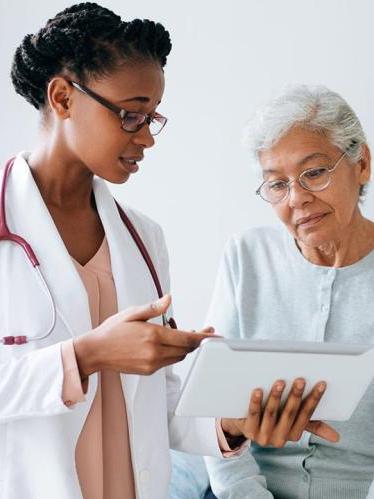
[{"left": 11, "top": 2, "right": 172, "bottom": 109}]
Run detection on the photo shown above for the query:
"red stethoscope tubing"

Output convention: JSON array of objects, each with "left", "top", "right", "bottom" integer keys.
[{"left": 0, "top": 158, "right": 177, "bottom": 345}]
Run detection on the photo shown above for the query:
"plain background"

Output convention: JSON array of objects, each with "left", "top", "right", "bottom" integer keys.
[{"left": 1, "top": 0, "right": 374, "bottom": 376}]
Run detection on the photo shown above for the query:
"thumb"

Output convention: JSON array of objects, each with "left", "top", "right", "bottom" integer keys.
[
  {"left": 121, "top": 295, "right": 172, "bottom": 323},
  {"left": 306, "top": 421, "right": 340, "bottom": 443}
]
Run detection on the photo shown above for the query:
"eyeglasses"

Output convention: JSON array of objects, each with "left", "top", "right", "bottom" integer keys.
[
  {"left": 256, "top": 151, "right": 347, "bottom": 204},
  {"left": 69, "top": 81, "right": 167, "bottom": 136}
]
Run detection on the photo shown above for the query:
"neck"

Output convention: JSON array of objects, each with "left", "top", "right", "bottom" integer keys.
[
  {"left": 297, "top": 210, "right": 374, "bottom": 267},
  {"left": 28, "top": 137, "right": 94, "bottom": 210}
]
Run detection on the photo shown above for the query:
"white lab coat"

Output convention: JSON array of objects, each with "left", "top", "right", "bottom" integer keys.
[{"left": 0, "top": 152, "right": 221, "bottom": 499}]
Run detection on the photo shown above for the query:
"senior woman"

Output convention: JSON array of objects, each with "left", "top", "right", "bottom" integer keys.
[{"left": 204, "top": 85, "right": 374, "bottom": 499}]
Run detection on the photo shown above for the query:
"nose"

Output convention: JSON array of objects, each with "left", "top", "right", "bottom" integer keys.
[
  {"left": 288, "top": 180, "right": 314, "bottom": 209},
  {"left": 131, "top": 124, "right": 155, "bottom": 149}
]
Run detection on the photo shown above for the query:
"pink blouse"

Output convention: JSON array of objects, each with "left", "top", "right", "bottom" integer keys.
[{"left": 62, "top": 237, "right": 136, "bottom": 499}]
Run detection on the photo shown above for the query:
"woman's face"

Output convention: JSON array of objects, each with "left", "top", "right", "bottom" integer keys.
[
  {"left": 62, "top": 61, "right": 165, "bottom": 183},
  {"left": 258, "top": 127, "right": 371, "bottom": 249}
]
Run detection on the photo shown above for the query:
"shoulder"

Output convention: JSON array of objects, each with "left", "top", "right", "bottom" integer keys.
[
  {"left": 225, "top": 225, "right": 286, "bottom": 258},
  {"left": 220, "top": 225, "right": 290, "bottom": 279}
]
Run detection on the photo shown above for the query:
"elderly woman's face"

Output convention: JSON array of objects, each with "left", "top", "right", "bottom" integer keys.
[{"left": 258, "top": 127, "right": 370, "bottom": 248}]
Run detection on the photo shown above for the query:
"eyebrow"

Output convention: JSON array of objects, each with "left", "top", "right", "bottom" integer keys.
[
  {"left": 117, "top": 97, "right": 163, "bottom": 108},
  {"left": 262, "top": 152, "right": 331, "bottom": 175},
  {"left": 298, "top": 152, "right": 330, "bottom": 166}
]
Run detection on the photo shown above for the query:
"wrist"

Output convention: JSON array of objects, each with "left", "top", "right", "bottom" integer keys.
[
  {"left": 221, "top": 418, "right": 242, "bottom": 438},
  {"left": 220, "top": 419, "right": 247, "bottom": 449},
  {"left": 73, "top": 332, "right": 100, "bottom": 379}
]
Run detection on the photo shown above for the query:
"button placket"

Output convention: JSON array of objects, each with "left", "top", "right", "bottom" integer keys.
[{"left": 315, "top": 268, "right": 336, "bottom": 341}]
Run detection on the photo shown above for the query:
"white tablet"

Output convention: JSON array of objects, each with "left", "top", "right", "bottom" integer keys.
[{"left": 174, "top": 338, "right": 374, "bottom": 421}]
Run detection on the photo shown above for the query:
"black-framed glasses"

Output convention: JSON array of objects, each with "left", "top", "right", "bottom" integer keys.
[
  {"left": 69, "top": 81, "right": 167, "bottom": 136},
  {"left": 256, "top": 151, "right": 347, "bottom": 204}
]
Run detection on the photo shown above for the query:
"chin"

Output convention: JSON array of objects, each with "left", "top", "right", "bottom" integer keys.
[
  {"left": 297, "top": 230, "right": 331, "bottom": 249},
  {"left": 114, "top": 174, "right": 131, "bottom": 184},
  {"left": 99, "top": 171, "right": 131, "bottom": 184}
]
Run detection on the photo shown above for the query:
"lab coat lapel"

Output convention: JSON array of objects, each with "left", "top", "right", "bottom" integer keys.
[
  {"left": 6, "top": 153, "right": 92, "bottom": 338},
  {"left": 93, "top": 178, "right": 158, "bottom": 406},
  {"left": 8, "top": 153, "right": 156, "bottom": 406}
]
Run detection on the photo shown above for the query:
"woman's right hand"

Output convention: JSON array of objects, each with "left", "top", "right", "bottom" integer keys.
[{"left": 73, "top": 295, "right": 213, "bottom": 377}]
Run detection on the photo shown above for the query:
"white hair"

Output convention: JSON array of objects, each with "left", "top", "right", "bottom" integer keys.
[{"left": 244, "top": 84, "right": 367, "bottom": 166}]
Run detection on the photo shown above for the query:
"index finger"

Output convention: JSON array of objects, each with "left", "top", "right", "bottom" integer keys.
[{"left": 158, "top": 327, "right": 216, "bottom": 349}]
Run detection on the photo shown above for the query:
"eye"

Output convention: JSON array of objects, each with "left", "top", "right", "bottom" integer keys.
[
  {"left": 268, "top": 180, "right": 288, "bottom": 191},
  {"left": 303, "top": 167, "right": 328, "bottom": 180},
  {"left": 123, "top": 112, "right": 145, "bottom": 126}
]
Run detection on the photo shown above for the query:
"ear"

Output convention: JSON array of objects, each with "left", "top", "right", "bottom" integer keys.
[
  {"left": 46, "top": 77, "right": 74, "bottom": 119},
  {"left": 357, "top": 144, "right": 371, "bottom": 185}
]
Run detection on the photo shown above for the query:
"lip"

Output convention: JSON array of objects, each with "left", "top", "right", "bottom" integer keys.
[
  {"left": 296, "top": 212, "right": 329, "bottom": 227},
  {"left": 119, "top": 156, "right": 143, "bottom": 174}
]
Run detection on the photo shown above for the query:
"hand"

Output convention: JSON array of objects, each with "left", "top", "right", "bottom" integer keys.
[
  {"left": 221, "top": 378, "right": 340, "bottom": 447},
  {"left": 74, "top": 295, "right": 214, "bottom": 377}
]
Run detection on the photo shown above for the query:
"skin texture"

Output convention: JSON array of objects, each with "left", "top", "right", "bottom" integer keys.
[
  {"left": 221, "top": 378, "right": 337, "bottom": 447},
  {"left": 259, "top": 126, "right": 374, "bottom": 267},
  {"left": 74, "top": 295, "right": 215, "bottom": 377},
  {"left": 27, "top": 64, "right": 338, "bottom": 446}
]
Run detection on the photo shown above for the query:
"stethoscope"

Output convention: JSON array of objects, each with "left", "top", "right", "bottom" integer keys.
[{"left": 0, "top": 158, "right": 177, "bottom": 346}]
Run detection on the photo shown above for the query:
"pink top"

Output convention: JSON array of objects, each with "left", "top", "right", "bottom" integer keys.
[
  {"left": 62, "top": 237, "right": 136, "bottom": 499},
  {"left": 60, "top": 237, "right": 243, "bottom": 499}
]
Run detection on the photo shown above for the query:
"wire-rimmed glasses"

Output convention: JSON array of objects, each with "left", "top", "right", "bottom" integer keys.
[
  {"left": 69, "top": 81, "right": 167, "bottom": 136},
  {"left": 256, "top": 151, "right": 347, "bottom": 204}
]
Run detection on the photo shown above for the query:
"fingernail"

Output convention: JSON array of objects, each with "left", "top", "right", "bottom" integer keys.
[
  {"left": 318, "top": 382, "right": 326, "bottom": 392},
  {"left": 254, "top": 389, "right": 262, "bottom": 399},
  {"left": 152, "top": 297, "right": 165, "bottom": 309},
  {"left": 296, "top": 379, "right": 305, "bottom": 390},
  {"left": 276, "top": 382, "right": 285, "bottom": 392}
]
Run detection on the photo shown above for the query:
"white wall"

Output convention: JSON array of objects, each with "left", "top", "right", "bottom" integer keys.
[{"left": 1, "top": 0, "right": 374, "bottom": 375}]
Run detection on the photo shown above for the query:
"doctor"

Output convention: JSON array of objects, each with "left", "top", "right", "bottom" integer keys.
[{"left": 0, "top": 3, "right": 338, "bottom": 499}]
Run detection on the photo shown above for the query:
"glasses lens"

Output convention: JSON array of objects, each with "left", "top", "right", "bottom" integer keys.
[
  {"left": 122, "top": 113, "right": 167, "bottom": 135},
  {"left": 300, "top": 167, "right": 330, "bottom": 191},
  {"left": 122, "top": 113, "right": 146, "bottom": 132},
  {"left": 149, "top": 115, "right": 167, "bottom": 136},
  {"left": 260, "top": 180, "right": 288, "bottom": 203}
]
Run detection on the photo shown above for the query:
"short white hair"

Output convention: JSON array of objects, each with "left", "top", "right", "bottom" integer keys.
[{"left": 245, "top": 84, "right": 367, "bottom": 165}]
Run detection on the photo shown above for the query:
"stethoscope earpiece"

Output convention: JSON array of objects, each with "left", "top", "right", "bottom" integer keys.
[{"left": 2, "top": 336, "right": 28, "bottom": 345}]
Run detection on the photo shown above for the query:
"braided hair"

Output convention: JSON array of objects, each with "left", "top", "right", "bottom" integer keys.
[{"left": 11, "top": 2, "right": 172, "bottom": 110}]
